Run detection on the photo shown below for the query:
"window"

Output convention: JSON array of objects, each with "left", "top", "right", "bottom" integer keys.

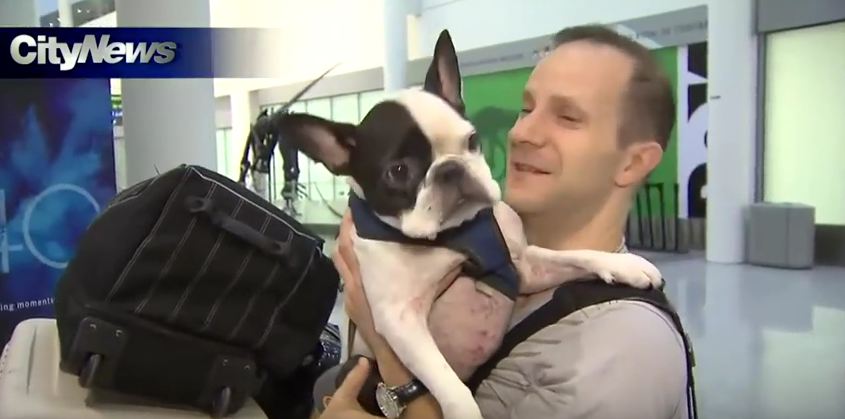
[
  {"left": 763, "top": 21, "right": 845, "bottom": 225},
  {"left": 358, "top": 89, "right": 388, "bottom": 119},
  {"left": 259, "top": 89, "right": 390, "bottom": 208},
  {"left": 215, "top": 128, "right": 237, "bottom": 180}
]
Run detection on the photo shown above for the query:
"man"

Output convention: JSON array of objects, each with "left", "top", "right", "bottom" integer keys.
[{"left": 322, "top": 24, "right": 689, "bottom": 419}]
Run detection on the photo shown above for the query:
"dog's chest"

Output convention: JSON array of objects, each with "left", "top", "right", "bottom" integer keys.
[
  {"left": 354, "top": 235, "right": 465, "bottom": 288},
  {"left": 352, "top": 201, "right": 528, "bottom": 291}
]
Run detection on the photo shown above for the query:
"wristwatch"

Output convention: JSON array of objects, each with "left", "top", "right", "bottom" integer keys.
[{"left": 375, "top": 378, "right": 428, "bottom": 418}]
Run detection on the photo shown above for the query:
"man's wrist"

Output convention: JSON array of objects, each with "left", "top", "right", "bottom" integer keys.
[
  {"left": 372, "top": 348, "right": 439, "bottom": 419},
  {"left": 373, "top": 346, "right": 415, "bottom": 385}
]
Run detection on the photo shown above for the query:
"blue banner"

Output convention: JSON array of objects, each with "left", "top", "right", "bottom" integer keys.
[
  {"left": 0, "top": 28, "right": 213, "bottom": 78},
  {"left": 0, "top": 79, "right": 116, "bottom": 344},
  {"left": 0, "top": 27, "right": 310, "bottom": 79}
]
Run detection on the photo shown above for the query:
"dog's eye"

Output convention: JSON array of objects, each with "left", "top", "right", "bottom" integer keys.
[
  {"left": 386, "top": 163, "right": 409, "bottom": 183},
  {"left": 468, "top": 133, "right": 480, "bottom": 152}
]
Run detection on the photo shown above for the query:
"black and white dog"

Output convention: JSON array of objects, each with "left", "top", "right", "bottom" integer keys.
[{"left": 277, "top": 30, "right": 662, "bottom": 419}]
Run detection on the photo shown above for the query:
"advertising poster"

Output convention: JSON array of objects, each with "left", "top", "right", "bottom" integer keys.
[
  {"left": 677, "top": 42, "right": 709, "bottom": 219},
  {"left": 0, "top": 79, "right": 116, "bottom": 344}
]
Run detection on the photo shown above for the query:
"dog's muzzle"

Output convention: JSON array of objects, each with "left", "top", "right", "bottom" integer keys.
[
  {"left": 433, "top": 160, "right": 466, "bottom": 185},
  {"left": 429, "top": 160, "right": 494, "bottom": 217}
]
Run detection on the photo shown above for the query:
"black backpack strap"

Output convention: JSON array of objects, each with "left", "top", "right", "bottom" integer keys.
[{"left": 466, "top": 280, "right": 698, "bottom": 419}]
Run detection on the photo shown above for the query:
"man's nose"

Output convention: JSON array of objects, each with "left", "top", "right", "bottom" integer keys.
[{"left": 508, "top": 112, "right": 545, "bottom": 147}]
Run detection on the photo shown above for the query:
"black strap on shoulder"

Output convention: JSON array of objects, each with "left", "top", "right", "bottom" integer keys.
[{"left": 466, "top": 280, "right": 698, "bottom": 419}]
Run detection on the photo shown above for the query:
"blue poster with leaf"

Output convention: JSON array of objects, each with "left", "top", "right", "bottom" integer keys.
[{"left": 0, "top": 79, "right": 116, "bottom": 345}]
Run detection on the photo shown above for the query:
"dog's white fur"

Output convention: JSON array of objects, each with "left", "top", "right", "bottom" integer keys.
[
  {"left": 395, "top": 91, "right": 501, "bottom": 238},
  {"left": 343, "top": 89, "right": 662, "bottom": 419}
]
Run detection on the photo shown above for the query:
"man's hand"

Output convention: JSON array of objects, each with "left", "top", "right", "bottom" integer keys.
[{"left": 318, "top": 358, "right": 382, "bottom": 419}]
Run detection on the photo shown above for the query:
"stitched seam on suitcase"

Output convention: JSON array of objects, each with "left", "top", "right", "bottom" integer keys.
[
  {"left": 228, "top": 262, "right": 280, "bottom": 341},
  {"left": 191, "top": 167, "right": 316, "bottom": 242},
  {"left": 133, "top": 185, "right": 216, "bottom": 314},
  {"left": 201, "top": 213, "right": 272, "bottom": 332},
  {"left": 106, "top": 169, "right": 191, "bottom": 302},
  {"left": 168, "top": 199, "right": 245, "bottom": 322},
  {"left": 255, "top": 248, "right": 317, "bottom": 348},
  {"left": 105, "top": 173, "right": 164, "bottom": 211}
]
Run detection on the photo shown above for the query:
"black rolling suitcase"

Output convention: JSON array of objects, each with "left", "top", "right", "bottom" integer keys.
[{"left": 53, "top": 165, "right": 340, "bottom": 418}]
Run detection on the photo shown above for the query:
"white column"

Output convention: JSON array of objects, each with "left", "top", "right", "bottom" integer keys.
[
  {"left": 57, "top": 0, "right": 73, "bottom": 27},
  {"left": 0, "top": 0, "right": 38, "bottom": 26},
  {"left": 230, "top": 90, "right": 261, "bottom": 188},
  {"left": 230, "top": 90, "right": 259, "bottom": 159},
  {"left": 706, "top": 0, "right": 759, "bottom": 263},
  {"left": 383, "top": 0, "right": 408, "bottom": 92},
  {"left": 115, "top": 0, "right": 217, "bottom": 186}
]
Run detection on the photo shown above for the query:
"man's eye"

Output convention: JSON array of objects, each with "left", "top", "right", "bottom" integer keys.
[{"left": 558, "top": 114, "right": 579, "bottom": 123}]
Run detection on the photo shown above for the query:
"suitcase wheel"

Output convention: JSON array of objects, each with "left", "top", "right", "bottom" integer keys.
[
  {"left": 211, "top": 386, "right": 232, "bottom": 418},
  {"left": 78, "top": 353, "right": 103, "bottom": 388}
]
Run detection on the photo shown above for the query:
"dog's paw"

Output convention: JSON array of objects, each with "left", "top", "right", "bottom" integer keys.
[{"left": 590, "top": 253, "right": 663, "bottom": 289}]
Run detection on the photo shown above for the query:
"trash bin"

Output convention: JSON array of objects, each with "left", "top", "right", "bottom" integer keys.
[{"left": 747, "top": 202, "right": 815, "bottom": 269}]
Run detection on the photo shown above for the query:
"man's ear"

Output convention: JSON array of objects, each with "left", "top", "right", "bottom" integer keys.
[
  {"left": 615, "top": 141, "right": 664, "bottom": 187},
  {"left": 274, "top": 113, "right": 357, "bottom": 176},
  {"left": 424, "top": 29, "right": 465, "bottom": 115}
]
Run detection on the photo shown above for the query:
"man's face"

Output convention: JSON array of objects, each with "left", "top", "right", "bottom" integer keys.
[{"left": 505, "top": 40, "right": 635, "bottom": 217}]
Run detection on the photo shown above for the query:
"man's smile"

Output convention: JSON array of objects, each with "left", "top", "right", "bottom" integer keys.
[{"left": 510, "top": 161, "right": 552, "bottom": 175}]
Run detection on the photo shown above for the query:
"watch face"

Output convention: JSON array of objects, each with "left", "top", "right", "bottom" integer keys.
[{"left": 376, "top": 383, "right": 404, "bottom": 418}]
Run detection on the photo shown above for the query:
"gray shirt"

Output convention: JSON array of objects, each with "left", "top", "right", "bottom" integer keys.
[
  {"left": 475, "top": 293, "right": 689, "bottom": 419},
  {"left": 313, "top": 241, "right": 689, "bottom": 419}
]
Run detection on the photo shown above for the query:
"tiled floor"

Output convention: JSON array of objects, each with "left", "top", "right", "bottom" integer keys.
[
  {"left": 329, "top": 253, "right": 845, "bottom": 419},
  {"left": 649, "top": 252, "right": 845, "bottom": 419}
]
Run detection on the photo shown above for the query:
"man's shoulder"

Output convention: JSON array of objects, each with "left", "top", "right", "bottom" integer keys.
[
  {"left": 477, "top": 299, "right": 689, "bottom": 419},
  {"left": 556, "top": 299, "right": 686, "bottom": 351},
  {"left": 512, "top": 280, "right": 685, "bottom": 350},
  {"left": 521, "top": 297, "right": 685, "bottom": 353}
]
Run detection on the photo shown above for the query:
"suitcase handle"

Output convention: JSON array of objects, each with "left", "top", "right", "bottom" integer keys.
[{"left": 185, "top": 196, "right": 291, "bottom": 258}]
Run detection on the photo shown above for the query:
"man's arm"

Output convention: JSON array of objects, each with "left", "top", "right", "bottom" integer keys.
[{"left": 476, "top": 300, "right": 689, "bottom": 419}]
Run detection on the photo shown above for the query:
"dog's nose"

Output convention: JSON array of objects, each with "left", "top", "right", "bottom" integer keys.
[{"left": 434, "top": 160, "right": 465, "bottom": 184}]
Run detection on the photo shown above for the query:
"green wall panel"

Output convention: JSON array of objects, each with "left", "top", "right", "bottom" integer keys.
[{"left": 463, "top": 67, "right": 533, "bottom": 189}]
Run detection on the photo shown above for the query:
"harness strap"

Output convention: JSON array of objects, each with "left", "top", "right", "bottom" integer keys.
[{"left": 347, "top": 194, "right": 519, "bottom": 300}]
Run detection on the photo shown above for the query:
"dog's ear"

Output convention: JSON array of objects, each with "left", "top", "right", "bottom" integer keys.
[
  {"left": 274, "top": 113, "right": 356, "bottom": 175},
  {"left": 424, "top": 29, "right": 464, "bottom": 115}
]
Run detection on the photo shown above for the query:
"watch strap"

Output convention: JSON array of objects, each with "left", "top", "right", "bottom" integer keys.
[{"left": 393, "top": 378, "right": 428, "bottom": 404}]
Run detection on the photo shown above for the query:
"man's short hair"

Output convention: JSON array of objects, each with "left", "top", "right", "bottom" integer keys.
[{"left": 553, "top": 25, "right": 676, "bottom": 150}]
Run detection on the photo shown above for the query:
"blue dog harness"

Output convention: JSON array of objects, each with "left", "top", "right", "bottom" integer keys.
[{"left": 347, "top": 194, "right": 520, "bottom": 300}]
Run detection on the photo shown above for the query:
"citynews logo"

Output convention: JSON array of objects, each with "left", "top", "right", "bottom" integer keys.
[{"left": 9, "top": 34, "right": 177, "bottom": 71}]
